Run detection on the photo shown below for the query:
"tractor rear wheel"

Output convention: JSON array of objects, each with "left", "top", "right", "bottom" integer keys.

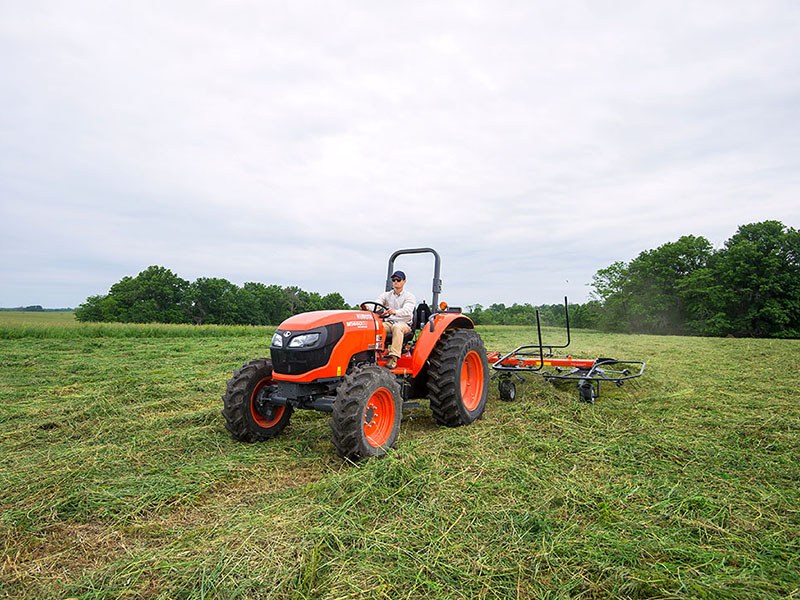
[
  {"left": 222, "top": 358, "right": 292, "bottom": 442},
  {"left": 427, "top": 329, "right": 489, "bottom": 426},
  {"left": 331, "top": 365, "right": 402, "bottom": 460}
]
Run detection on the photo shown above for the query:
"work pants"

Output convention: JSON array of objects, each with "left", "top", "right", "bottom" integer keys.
[{"left": 382, "top": 320, "right": 411, "bottom": 358}]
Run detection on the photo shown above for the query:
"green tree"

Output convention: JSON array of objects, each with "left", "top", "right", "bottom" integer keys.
[
  {"left": 626, "top": 235, "right": 713, "bottom": 334},
  {"left": 694, "top": 221, "right": 800, "bottom": 337},
  {"left": 185, "top": 277, "right": 239, "bottom": 325},
  {"left": 320, "top": 292, "right": 348, "bottom": 310},
  {"left": 591, "top": 261, "right": 633, "bottom": 332},
  {"left": 234, "top": 282, "right": 269, "bottom": 325},
  {"left": 282, "top": 286, "right": 307, "bottom": 315},
  {"left": 591, "top": 237, "right": 713, "bottom": 334},
  {"left": 106, "top": 266, "right": 189, "bottom": 323},
  {"left": 74, "top": 267, "right": 353, "bottom": 325},
  {"left": 591, "top": 261, "right": 629, "bottom": 303},
  {"left": 591, "top": 222, "right": 799, "bottom": 338},
  {"left": 465, "top": 304, "right": 484, "bottom": 324},
  {"left": 304, "top": 292, "right": 324, "bottom": 312},
  {"left": 75, "top": 295, "right": 107, "bottom": 322},
  {"left": 570, "top": 300, "right": 601, "bottom": 329},
  {"left": 263, "top": 285, "right": 292, "bottom": 324}
]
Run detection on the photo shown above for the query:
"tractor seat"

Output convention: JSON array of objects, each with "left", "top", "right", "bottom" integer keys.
[{"left": 415, "top": 301, "right": 431, "bottom": 331}]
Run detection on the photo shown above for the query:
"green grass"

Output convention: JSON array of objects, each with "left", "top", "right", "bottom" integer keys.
[
  {"left": 0, "top": 313, "right": 798, "bottom": 598},
  {"left": 0, "top": 311, "right": 266, "bottom": 339}
]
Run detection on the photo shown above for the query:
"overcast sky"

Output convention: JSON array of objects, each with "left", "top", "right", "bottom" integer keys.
[{"left": 1, "top": 1, "right": 798, "bottom": 310}]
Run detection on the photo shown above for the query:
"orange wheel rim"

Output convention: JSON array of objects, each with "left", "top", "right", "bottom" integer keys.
[
  {"left": 363, "top": 387, "right": 395, "bottom": 447},
  {"left": 250, "top": 378, "right": 285, "bottom": 428},
  {"left": 460, "top": 350, "right": 484, "bottom": 412}
]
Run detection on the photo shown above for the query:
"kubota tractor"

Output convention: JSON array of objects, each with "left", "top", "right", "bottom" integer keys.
[{"left": 222, "top": 248, "right": 489, "bottom": 460}]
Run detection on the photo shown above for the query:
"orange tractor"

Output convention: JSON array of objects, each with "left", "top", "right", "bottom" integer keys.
[{"left": 222, "top": 248, "right": 489, "bottom": 460}]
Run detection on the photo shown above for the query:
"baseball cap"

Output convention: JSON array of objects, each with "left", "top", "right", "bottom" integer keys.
[{"left": 391, "top": 270, "right": 406, "bottom": 280}]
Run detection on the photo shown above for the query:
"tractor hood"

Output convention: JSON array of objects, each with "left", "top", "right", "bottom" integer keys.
[
  {"left": 277, "top": 310, "right": 373, "bottom": 331},
  {"left": 270, "top": 310, "right": 383, "bottom": 380}
]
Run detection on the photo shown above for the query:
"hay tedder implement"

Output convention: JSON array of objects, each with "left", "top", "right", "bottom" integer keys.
[
  {"left": 487, "top": 298, "right": 645, "bottom": 404},
  {"left": 222, "top": 248, "right": 645, "bottom": 460}
]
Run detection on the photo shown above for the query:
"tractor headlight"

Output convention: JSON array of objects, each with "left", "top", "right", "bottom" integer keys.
[
  {"left": 271, "top": 332, "right": 283, "bottom": 348},
  {"left": 288, "top": 333, "right": 321, "bottom": 348}
]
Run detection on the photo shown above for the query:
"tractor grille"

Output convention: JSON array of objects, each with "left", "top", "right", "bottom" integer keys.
[{"left": 271, "top": 323, "right": 344, "bottom": 375}]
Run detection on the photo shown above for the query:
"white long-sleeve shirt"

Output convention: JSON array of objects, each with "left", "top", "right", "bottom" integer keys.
[{"left": 376, "top": 288, "right": 416, "bottom": 327}]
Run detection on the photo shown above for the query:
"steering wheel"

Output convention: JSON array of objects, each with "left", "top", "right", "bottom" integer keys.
[{"left": 360, "top": 301, "right": 389, "bottom": 317}]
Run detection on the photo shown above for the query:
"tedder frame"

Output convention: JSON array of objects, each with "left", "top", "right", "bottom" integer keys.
[{"left": 487, "top": 298, "right": 645, "bottom": 404}]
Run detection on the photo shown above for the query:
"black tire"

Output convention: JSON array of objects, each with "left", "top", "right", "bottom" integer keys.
[
  {"left": 331, "top": 365, "right": 402, "bottom": 461},
  {"left": 579, "top": 381, "right": 596, "bottom": 404},
  {"left": 498, "top": 378, "right": 517, "bottom": 402},
  {"left": 427, "top": 329, "right": 489, "bottom": 426},
  {"left": 222, "top": 358, "right": 292, "bottom": 442}
]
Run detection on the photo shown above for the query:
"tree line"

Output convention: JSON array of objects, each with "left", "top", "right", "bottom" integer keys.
[
  {"left": 75, "top": 220, "right": 798, "bottom": 338},
  {"left": 467, "top": 221, "right": 798, "bottom": 338},
  {"left": 590, "top": 220, "right": 799, "bottom": 338},
  {"left": 465, "top": 301, "right": 601, "bottom": 329},
  {"left": 74, "top": 267, "right": 348, "bottom": 325}
]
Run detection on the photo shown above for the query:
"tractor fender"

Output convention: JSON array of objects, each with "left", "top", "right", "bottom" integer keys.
[{"left": 411, "top": 312, "right": 475, "bottom": 377}]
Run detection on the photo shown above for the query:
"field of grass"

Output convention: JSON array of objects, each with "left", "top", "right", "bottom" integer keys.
[{"left": 1, "top": 312, "right": 798, "bottom": 599}]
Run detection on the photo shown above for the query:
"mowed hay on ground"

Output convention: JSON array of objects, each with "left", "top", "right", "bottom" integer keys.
[{"left": 0, "top": 313, "right": 798, "bottom": 598}]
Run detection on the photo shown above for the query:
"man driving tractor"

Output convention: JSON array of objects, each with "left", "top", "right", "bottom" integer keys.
[{"left": 368, "top": 270, "right": 416, "bottom": 369}]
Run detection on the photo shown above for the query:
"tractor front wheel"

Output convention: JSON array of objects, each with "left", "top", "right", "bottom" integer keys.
[
  {"left": 427, "top": 329, "right": 489, "bottom": 426},
  {"left": 222, "top": 358, "right": 292, "bottom": 442},
  {"left": 331, "top": 365, "right": 402, "bottom": 461}
]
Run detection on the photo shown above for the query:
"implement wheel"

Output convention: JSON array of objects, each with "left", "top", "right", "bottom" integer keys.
[
  {"left": 579, "top": 381, "right": 596, "bottom": 404},
  {"left": 498, "top": 377, "right": 517, "bottom": 402},
  {"left": 427, "top": 329, "right": 489, "bottom": 426},
  {"left": 222, "top": 358, "right": 292, "bottom": 441},
  {"left": 331, "top": 365, "right": 402, "bottom": 461}
]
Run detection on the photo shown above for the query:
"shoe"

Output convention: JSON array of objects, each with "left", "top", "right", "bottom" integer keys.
[{"left": 386, "top": 356, "right": 398, "bottom": 369}]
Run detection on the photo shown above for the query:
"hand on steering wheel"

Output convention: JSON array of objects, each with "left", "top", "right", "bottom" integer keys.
[{"left": 360, "top": 301, "right": 389, "bottom": 318}]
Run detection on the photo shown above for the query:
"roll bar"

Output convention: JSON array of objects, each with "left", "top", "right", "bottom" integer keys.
[{"left": 386, "top": 248, "right": 442, "bottom": 309}]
